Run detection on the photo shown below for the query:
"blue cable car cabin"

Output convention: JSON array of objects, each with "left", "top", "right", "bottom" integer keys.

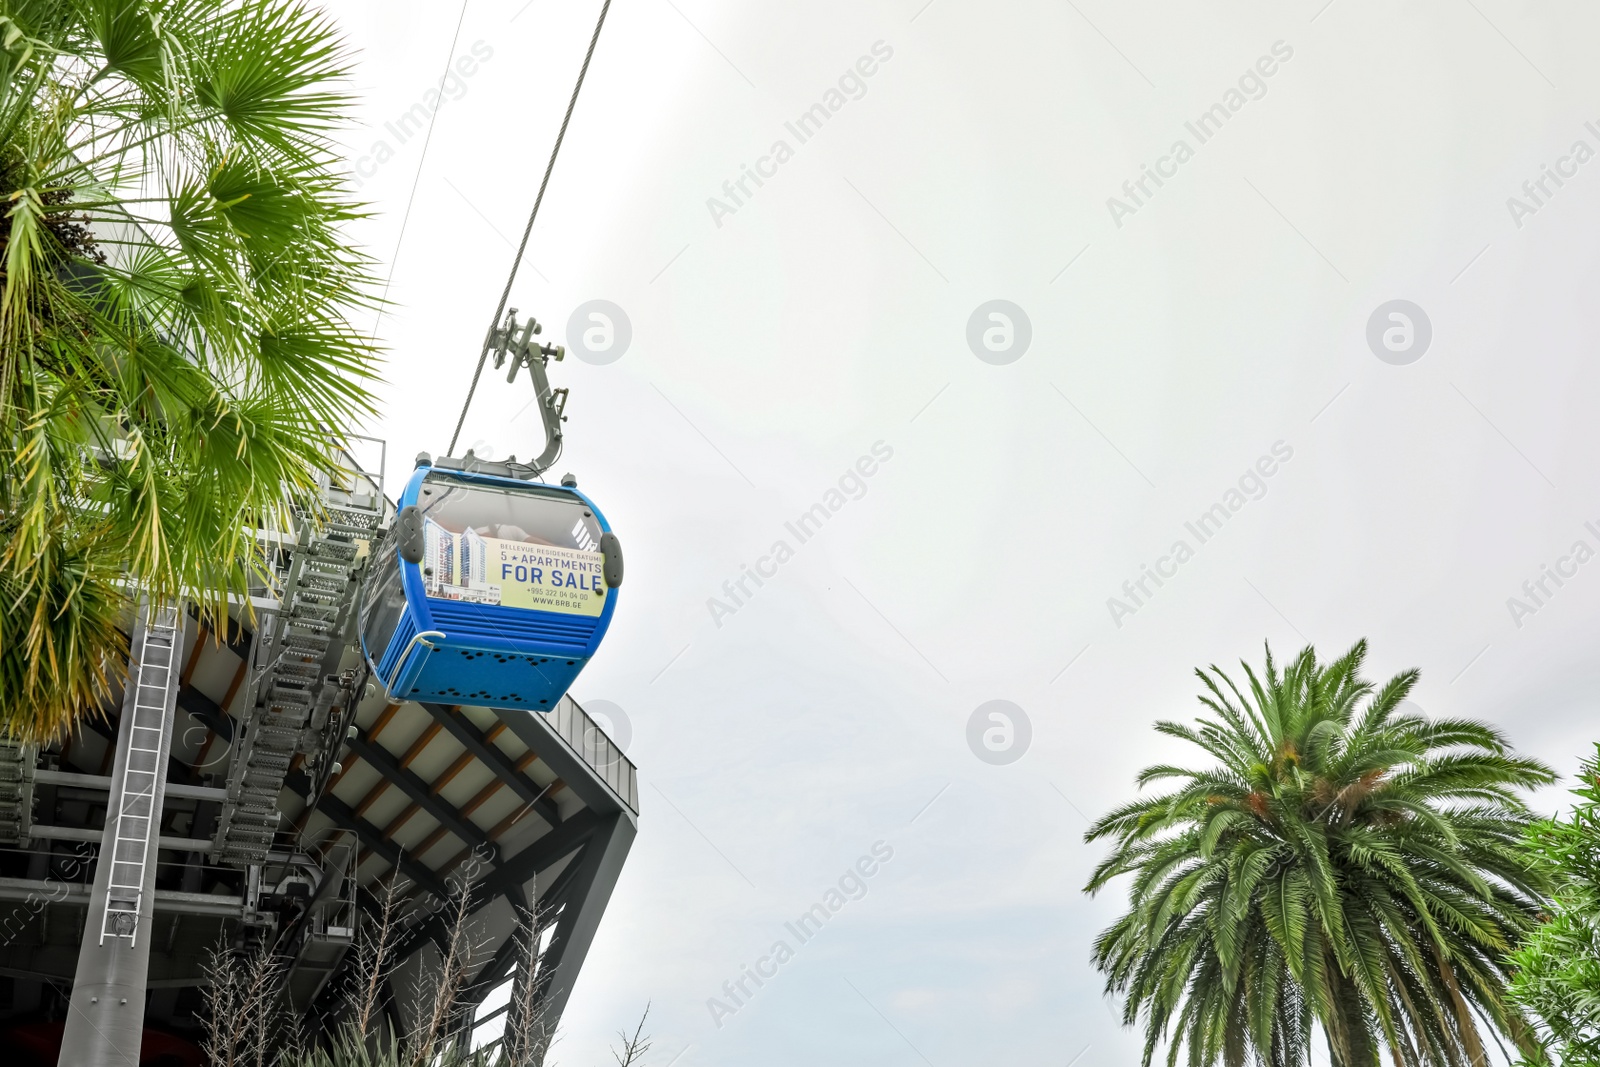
[{"left": 360, "top": 461, "right": 622, "bottom": 713}]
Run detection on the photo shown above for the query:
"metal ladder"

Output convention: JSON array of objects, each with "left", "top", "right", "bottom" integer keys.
[
  {"left": 101, "top": 605, "right": 181, "bottom": 945},
  {"left": 212, "top": 493, "right": 381, "bottom": 867}
]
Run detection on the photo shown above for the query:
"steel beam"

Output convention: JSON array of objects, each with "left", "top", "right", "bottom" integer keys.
[
  {"left": 288, "top": 775, "right": 452, "bottom": 901},
  {"left": 457, "top": 916, "right": 527, "bottom": 1012},
  {"left": 450, "top": 811, "right": 636, "bottom": 1045},
  {"left": 491, "top": 700, "right": 626, "bottom": 816},
  {"left": 417, "top": 703, "right": 562, "bottom": 829},
  {"left": 80, "top": 699, "right": 205, "bottom": 786},
  {"left": 0, "top": 878, "right": 243, "bottom": 917},
  {"left": 343, "top": 731, "right": 496, "bottom": 860},
  {"left": 188, "top": 604, "right": 253, "bottom": 662},
  {"left": 28, "top": 826, "right": 216, "bottom": 852},
  {"left": 522, "top": 810, "right": 634, "bottom": 1029},
  {"left": 177, "top": 682, "right": 234, "bottom": 742},
  {"left": 34, "top": 769, "right": 226, "bottom": 802},
  {"left": 386, "top": 808, "right": 602, "bottom": 963}
]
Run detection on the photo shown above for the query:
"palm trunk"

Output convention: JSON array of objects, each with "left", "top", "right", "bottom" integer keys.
[{"left": 1325, "top": 967, "right": 1379, "bottom": 1067}]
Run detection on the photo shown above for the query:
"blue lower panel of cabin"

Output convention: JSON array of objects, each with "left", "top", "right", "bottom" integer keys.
[
  {"left": 427, "top": 600, "right": 598, "bottom": 657},
  {"left": 402, "top": 647, "right": 587, "bottom": 710},
  {"left": 380, "top": 600, "right": 601, "bottom": 712}
]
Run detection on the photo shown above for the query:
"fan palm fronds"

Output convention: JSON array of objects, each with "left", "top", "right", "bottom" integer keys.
[{"left": 0, "top": 0, "right": 380, "bottom": 739}]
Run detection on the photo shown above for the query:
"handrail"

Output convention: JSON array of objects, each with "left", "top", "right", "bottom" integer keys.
[{"left": 383, "top": 630, "right": 446, "bottom": 699}]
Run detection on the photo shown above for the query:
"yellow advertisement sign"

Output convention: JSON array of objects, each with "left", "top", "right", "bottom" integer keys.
[{"left": 490, "top": 539, "right": 607, "bottom": 617}]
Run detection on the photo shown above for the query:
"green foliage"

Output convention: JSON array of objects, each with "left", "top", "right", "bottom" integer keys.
[
  {"left": 1085, "top": 640, "right": 1555, "bottom": 1067},
  {"left": 1511, "top": 743, "right": 1600, "bottom": 1066},
  {"left": 0, "top": 0, "right": 379, "bottom": 740}
]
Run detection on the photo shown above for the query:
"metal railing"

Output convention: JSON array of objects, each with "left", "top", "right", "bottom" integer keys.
[
  {"left": 323, "top": 437, "right": 390, "bottom": 518},
  {"left": 549, "top": 698, "right": 637, "bottom": 813}
]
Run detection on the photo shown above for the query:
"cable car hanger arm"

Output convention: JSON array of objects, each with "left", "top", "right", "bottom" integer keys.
[{"left": 488, "top": 307, "right": 567, "bottom": 476}]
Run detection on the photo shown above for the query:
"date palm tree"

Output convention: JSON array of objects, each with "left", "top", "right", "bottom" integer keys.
[
  {"left": 0, "top": 0, "right": 378, "bottom": 738},
  {"left": 1085, "top": 640, "right": 1554, "bottom": 1067}
]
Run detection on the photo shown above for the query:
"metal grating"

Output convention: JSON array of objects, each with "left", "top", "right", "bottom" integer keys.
[
  {"left": 213, "top": 497, "right": 382, "bottom": 867},
  {"left": 0, "top": 736, "right": 35, "bottom": 846}
]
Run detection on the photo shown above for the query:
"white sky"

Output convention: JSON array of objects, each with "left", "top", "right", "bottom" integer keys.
[{"left": 318, "top": 1, "right": 1600, "bottom": 1063}]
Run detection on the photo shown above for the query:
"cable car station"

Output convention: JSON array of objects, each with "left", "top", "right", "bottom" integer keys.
[
  {"left": 0, "top": 302, "right": 633, "bottom": 1065},
  {"left": 0, "top": 440, "right": 636, "bottom": 1065}
]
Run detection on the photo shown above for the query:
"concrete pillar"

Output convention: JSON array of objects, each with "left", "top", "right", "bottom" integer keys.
[{"left": 58, "top": 604, "right": 184, "bottom": 1067}]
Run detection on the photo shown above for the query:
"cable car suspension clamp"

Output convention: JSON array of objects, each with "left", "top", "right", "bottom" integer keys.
[{"left": 489, "top": 308, "right": 565, "bottom": 381}]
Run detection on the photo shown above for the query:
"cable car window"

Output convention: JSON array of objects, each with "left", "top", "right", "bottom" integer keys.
[
  {"left": 362, "top": 539, "right": 406, "bottom": 655},
  {"left": 417, "top": 473, "right": 607, "bottom": 615}
]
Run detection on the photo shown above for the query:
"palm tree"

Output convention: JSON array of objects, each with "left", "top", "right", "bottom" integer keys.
[
  {"left": 0, "top": 0, "right": 378, "bottom": 738},
  {"left": 1085, "top": 641, "right": 1554, "bottom": 1067},
  {"left": 1509, "top": 742, "right": 1600, "bottom": 1067}
]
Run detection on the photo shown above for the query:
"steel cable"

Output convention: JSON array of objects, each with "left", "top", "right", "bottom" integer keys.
[{"left": 448, "top": 0, "right": 614, "bottom": 455}]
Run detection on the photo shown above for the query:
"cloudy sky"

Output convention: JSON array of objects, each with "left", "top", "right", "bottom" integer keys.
[{"left": 317, "top": 1, "right": 1600, "bottom": 1063}]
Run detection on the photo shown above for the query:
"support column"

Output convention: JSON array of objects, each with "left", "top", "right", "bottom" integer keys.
[
  {"left": 59, "top": 604, "right": 184, "bottom": 1067},
  {"left": 531, "top": 809, "right": 634, "bottom": 1030}
]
